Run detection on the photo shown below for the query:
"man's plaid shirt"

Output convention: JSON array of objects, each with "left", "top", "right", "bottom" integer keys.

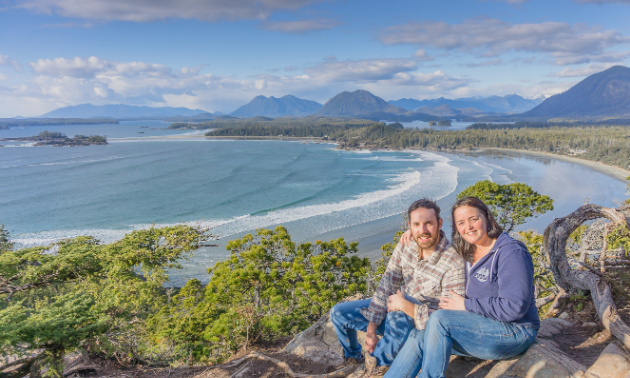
[{"left": 360, "top": 231, "right": 465, "bottom": 330}]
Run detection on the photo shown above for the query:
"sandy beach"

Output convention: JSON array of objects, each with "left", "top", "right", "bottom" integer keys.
[{"left": 479, "top": 147, "right": 630, "bottom": 181}]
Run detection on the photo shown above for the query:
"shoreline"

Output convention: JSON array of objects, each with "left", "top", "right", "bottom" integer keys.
[{"left": 478, "top": 148, "right": 630, "bottom": 182}]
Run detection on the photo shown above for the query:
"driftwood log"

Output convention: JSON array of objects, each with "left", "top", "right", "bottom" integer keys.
[{"left": 544, "top": 204, "right": 630, "bottom": 349}]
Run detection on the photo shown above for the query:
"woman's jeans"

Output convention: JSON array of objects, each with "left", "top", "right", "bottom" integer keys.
[
  {"left": 330, "top": 299, "right": 416, "bottom": 366},
  {"left": 383, "top": 310, "right": 538, "bottom": 378}
]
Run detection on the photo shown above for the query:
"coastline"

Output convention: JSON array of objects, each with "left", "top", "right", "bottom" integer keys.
[{"left": 476, "top": 148, "right": 630, "bottom": 181}]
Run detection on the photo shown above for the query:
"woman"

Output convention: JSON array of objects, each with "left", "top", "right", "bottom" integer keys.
[{"left": 389, "top": 196, "right": 538, "bottom": 378}]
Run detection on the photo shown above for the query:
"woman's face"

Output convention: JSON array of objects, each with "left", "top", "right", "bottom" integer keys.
[{"left": 454, "top": 205, "right": 489, "bottom": 246}]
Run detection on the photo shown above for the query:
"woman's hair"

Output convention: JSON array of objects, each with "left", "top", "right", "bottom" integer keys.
[{"left": 451, "top": 196, "right": 503, "bottom": 262}]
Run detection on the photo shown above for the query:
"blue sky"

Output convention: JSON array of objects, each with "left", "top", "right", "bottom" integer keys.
[{"left": 1, "top": 0, "right": 630, "bottom": 117}]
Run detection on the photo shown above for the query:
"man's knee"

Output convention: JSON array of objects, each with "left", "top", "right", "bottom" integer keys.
[{"left": 330, "top": 303, "right": 343, "bottom": 325}]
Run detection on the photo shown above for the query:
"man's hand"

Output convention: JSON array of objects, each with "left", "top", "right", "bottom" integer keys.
[
  {"left": 366, "top": 322, "right": 378, "bottom": 353},
  {"left": 365, "top": 333, "right": 378, "bottom": 354},
  {"left": 387, "top": 289, "right": 407, "bottom": 312},
  {"left": 399, "top": 229, "right": 412, "bottom": 246},
  {"left": 438, "top": 290, "right": 466, "bottom": 311}
]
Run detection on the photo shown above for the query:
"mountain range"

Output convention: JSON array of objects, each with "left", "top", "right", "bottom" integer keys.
[
  {"left": 33, "top": 65, "right": 630, "bottom": 120},
  {"left": 521, "top": 65, "right": 630, "bottom": 118},
  {"left": 388, "top": 94, "right": 544, "bottom": 114},
  {"left": 39, "top": 104, "right": 209, "bottom": 118},
  {"left": 230, "top": 95, "right": 322, "bottom": 117}
]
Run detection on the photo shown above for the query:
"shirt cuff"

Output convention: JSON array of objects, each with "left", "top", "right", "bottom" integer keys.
[
  {"left": 413, "top": 304, "right": 429, "bottom": 330},
  {"left": 360, "top": 307, "right": 384, "bottom": 326}
]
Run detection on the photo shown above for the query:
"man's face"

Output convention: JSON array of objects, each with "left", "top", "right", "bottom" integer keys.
[{"left": 408, "top": 207, "right": 442, "bottom": 251}]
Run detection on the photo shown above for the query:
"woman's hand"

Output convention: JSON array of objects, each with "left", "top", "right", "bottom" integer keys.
[
  {"left": 399, "top": 229, "right": 412, "bottom": 246},
  {"left": 438, "top": 290, "right": 466, "bottom": 311}
]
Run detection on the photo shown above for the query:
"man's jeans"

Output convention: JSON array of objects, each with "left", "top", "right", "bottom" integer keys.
[
  {"left": 330, "top": 299, "right": 416, "bottom": 366},
  {"left": 383, "top": 310, "right": 537, "bottom": 378}
]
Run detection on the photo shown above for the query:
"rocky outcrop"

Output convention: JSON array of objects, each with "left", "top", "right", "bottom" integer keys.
[{"left": 280, "top": 297, "right": 630, "bottom": 378}]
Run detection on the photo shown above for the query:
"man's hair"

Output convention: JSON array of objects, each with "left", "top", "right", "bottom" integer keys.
[
  {"left": 450, "top": 196, "right": 503, "bottom": 262},
  {"left": 407, "top": 198, "right": 441, "bottom": 221}
]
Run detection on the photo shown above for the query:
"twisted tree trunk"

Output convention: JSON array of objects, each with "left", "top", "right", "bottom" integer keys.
[{"left": 543, "top": 204, "right": 630, "bottom": 349}]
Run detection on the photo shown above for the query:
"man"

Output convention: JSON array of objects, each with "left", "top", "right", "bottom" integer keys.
[{"left": 330, "top": 199, "right": 465, "bottom": 378}]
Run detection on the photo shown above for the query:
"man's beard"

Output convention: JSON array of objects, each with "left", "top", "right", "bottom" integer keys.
[{"left": 414, "top": 232, "right": 439, "bottom": 251}]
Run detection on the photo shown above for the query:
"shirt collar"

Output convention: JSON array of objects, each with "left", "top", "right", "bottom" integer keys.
[{"left": 427, "top": 230, "right": 450, "bottom": 265}]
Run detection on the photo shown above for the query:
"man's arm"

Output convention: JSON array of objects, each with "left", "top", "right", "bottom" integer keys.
[{"left": 360, "top": 242, "right": 405, "bottom": 327}]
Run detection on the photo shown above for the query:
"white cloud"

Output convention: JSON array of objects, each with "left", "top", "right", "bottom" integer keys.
[
  {"left": 412, "top": 49, "right": 434, "bottom": 61},
  {"left": 303, "top": 58, "right": 418, "bottom": 82},
  {"left": 550, "top": 50, "right": 630, "bottom": 65},
  {"left": 574, "top": 0, "right": 630, "bottom": 3},
  {"left": 16, "top": 0, "right": 326, "bottom": 22},
  {"left": 466, "top": 58, "right": 503, "bottom": 67},
  {"left": 0, "top": 54, "right": 23, "bottom": 71},
  {"left": 492, "top": 0, "right": 630, "bottom": 3},
  {"left": 261, "top": 18, "right": 340, "bottom": 34},
  {"left": 378, "top": 18, "right": 630, "bottom": 65},
  {"left": 550, "top": 63, "right": 619, "bottom": 77},
  {"left": 41, "top": 21, "right": 94, "bottom": 28}
]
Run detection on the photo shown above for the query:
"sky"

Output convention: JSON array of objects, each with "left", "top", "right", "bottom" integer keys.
[{"left": 1, "top": 0, "right": 630, "bottom": 117}]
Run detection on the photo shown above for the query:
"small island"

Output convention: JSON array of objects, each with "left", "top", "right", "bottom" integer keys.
[
  {"left": 428, "top": 120, "right": 452, "bottom": 126},
  {"left": 0, "top": 130, "right": 108, "bottom": 147}
]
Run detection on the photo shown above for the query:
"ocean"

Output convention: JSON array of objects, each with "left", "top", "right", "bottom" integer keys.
[{"left": 1, "top": 121, "right": 627, "bottom": 285}]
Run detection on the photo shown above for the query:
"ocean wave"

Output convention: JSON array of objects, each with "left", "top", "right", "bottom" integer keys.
[{"left": 12, "top": 150, "right": 460, "bottom": 248}]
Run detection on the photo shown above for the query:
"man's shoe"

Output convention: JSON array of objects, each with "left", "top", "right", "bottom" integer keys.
[
  {"left": 362, "top": 351, "right": 389, "bottom": 377},
  {"left": 363, "top": 350, "right": 377, "bottom": 375},
  {"left": 343, "top": 356, "right": 364, "bottom": 366},
  {"left": 367, "top": 366, "right": 389, "bottom": 378}
]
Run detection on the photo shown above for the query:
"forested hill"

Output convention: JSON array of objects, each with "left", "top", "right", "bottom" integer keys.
[
  {"left": 230, "top": 95, "right": 322, "bottom": 117},
  {"left": 521, "top": 65, "right": 630, "bottom": 118},
  {"left": 206, "top": 123, "right": 630, "bottom": 170},
  {"left": 314, "top": 90, "right": 407, "bottom": 116}
]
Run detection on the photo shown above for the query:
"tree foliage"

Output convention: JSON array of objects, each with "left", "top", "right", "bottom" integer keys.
[
  {"left": 0, "top": 225, "right": 209, "bottom": 376},
  {"left": 148, "top": 226, "right": 372, "bottom": 363},
  {"left": 457, "top": 180, "right": 554, "bottom": 233}
]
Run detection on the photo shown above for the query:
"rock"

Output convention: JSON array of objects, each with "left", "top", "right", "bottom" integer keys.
[
  {"left": 445, "top": 357, "right": 518, "bottom": 378},
  {"left": 284, "top": 293, "right": 369, "bottom": 365},
  {"left": 586, "top": 342, "right": 630, "bottom": 378},
  {"left": 558, "top": 312, "right": 570, "bottom": 320},
  {"left": 499, "top": 339, "right": 597, "bottom": 378},
  {"left": 537, "top": 318, "right": 573, "bottom": 338}
]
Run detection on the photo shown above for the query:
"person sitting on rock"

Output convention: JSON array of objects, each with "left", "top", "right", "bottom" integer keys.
[
  {"left": 330, "top": 198, "right": 465, "bottom": 378},
  {"left": 391, "top": 196, "right": 540, "bottom": 378}
]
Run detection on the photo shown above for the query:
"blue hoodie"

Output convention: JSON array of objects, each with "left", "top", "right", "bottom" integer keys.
[{"left": 464, "top": 233, "right": 540, "bottom": 330}]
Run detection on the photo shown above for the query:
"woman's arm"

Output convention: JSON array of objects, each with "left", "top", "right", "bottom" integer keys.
[{"left": 464, "top": 247, "right": 534, "bottom": 322}]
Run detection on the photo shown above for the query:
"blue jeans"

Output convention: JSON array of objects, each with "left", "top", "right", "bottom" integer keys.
[
  {"left": 330, "top": 299, "right": 416, "bottom": 366},
  {"left": 384, "top": 310, "right": 537, "bottom": 378}
]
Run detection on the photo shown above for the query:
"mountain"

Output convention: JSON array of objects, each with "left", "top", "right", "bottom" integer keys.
[
  {"left": 230, "top": 95, "right": 322, "bottom": 117},
  {"left": 40, "top": 104, "right": 208, "bottom": 118},
  {"left": 314, "top": 90, "right": 406, "bottom": 117},
  {"left": 389, "top": 94, "right": 543, "bottom": 113},
  {"left": 521, "top": 65, "right": 630, "bottom": 118},
  {"left": 415, "top": 105, "right": 462, "bottom": 117}
]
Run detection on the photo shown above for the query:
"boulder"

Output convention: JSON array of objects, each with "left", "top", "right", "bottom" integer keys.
[
  {"left": 499, "top": 339, "right": 596, "bottom": 378},
  {"left": 586, "top": 342, "right": 630, "bottom": 378},
  {"left": 284, "top": 294, "right": 369, "bottom": 365},
  {"left": 283, "top": 303, "right": 628, "bottom": 378}
]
